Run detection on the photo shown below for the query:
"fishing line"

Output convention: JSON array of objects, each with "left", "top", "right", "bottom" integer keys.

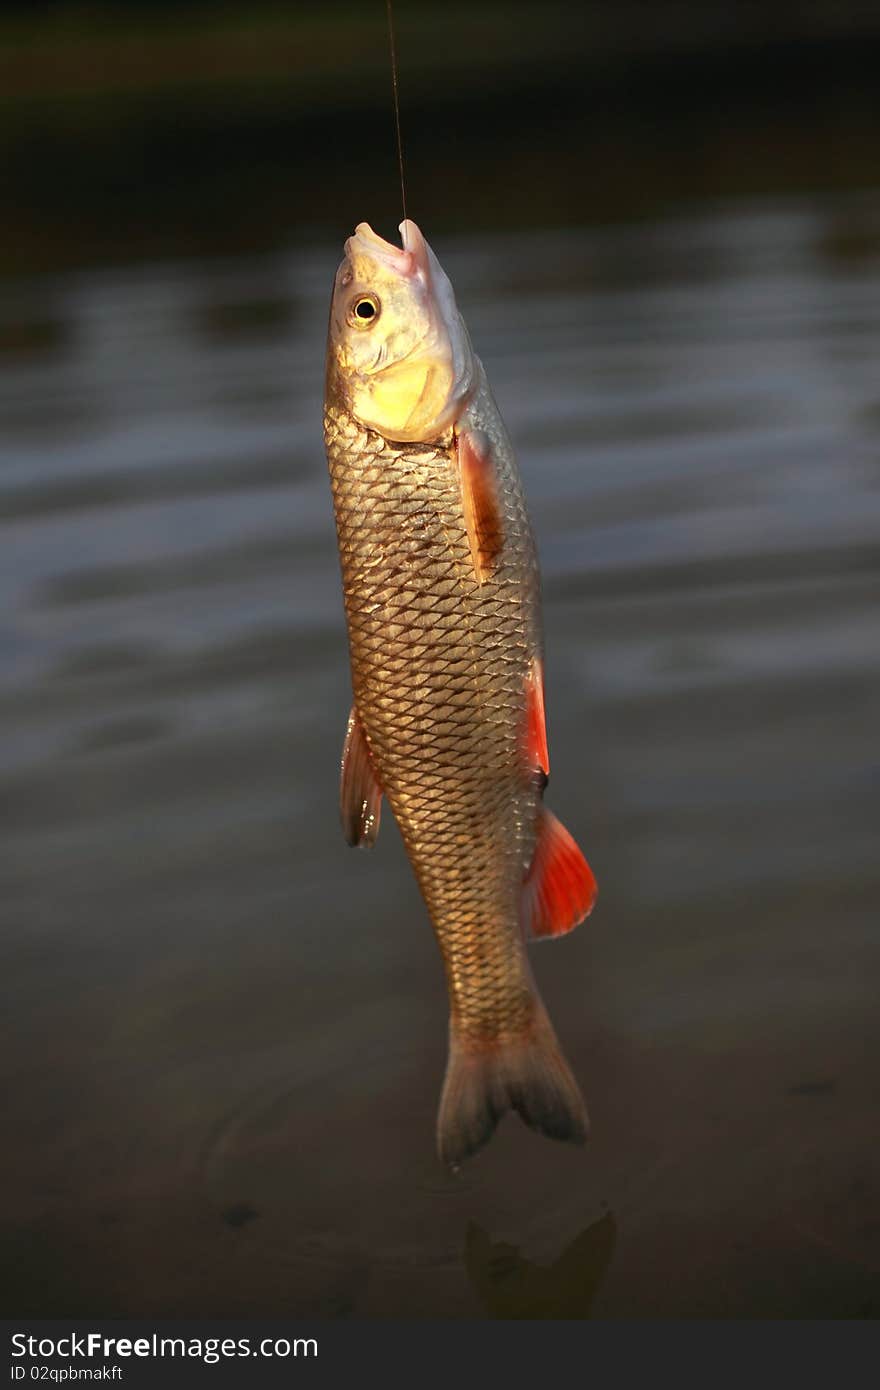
[{"left": 385, "top": 0, "right": 408, "bottom": 224}]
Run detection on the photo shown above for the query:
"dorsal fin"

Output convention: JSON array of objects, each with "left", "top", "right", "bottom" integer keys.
[{"left": 340, "top": 707, "right": 382, "bottom": 847}]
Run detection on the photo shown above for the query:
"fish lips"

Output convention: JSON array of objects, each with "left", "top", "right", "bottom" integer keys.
[{"left": 345, "top": 219, "right": 429, "bottom": 282}]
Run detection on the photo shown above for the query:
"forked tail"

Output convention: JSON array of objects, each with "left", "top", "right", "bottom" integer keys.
[{"left": 437, "top": 995, "right": 588, "bottom": 1168}]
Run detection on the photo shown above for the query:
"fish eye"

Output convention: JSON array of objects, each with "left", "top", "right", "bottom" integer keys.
[{"left": 348, "top": 295, "right": 380, "bottom": 328}]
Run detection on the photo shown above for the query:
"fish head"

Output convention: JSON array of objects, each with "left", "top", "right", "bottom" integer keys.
[{"left": 327, "top": 219, "right": 474, "bottom": 442}]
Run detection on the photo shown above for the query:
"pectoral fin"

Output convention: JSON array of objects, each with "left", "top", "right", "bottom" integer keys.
[
  {"left": 340, "top": 707, "right": 382, "bottom": 847},
  {"left": 456, "top": 427, "right": 504, "bottom": 584}
]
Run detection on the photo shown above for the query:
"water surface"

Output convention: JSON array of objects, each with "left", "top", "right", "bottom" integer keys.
[{"left": 2, "top": 193, "right": 879, "bottom": 1316}]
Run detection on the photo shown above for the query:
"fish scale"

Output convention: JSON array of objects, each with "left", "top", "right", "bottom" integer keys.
[{"left": 325, "top": 366, "right": 541, "bottom": 1043}]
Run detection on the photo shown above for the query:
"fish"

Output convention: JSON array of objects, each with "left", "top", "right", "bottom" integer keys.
[{"left": 323, "top": 219, "right": 597, "bottom": 1166}]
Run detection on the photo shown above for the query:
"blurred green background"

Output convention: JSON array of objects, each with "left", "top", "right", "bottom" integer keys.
[{"left": 3, "top": 0, "right": 880, "bottom": 272}]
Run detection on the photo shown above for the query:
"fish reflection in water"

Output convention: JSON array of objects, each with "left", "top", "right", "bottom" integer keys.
[{"left": 465, "top": 1213, "right": 616, "bottom": 1319}]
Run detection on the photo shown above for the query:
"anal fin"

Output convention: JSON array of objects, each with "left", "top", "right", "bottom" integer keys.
[
  {"left": 525, "top": 808, "right": 597, "bottom": 939},
  {"left": 340, "top": 707, "right": 382, "bottom": 847}
]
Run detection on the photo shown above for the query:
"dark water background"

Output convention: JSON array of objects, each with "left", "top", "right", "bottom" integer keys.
[{"left": 2, "top": 1, "right": 880, "bottom": 1319}]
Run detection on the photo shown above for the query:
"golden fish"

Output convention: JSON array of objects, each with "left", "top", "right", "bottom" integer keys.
[{"left": 323, "top": 220, "right": 597, "bottom": 1166}]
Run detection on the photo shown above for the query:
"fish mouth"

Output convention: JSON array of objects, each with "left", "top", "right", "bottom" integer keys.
[{"left": 346, "top": 220, "right": 432, "bottom": 282}]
